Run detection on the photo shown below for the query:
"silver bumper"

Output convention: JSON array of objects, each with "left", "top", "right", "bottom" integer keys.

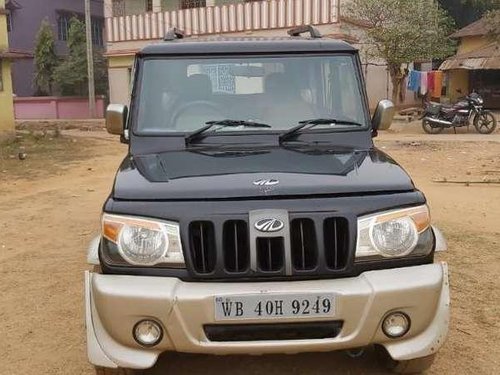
[{"left": 85, "top": 262, "right": 450, "bottom": 369}]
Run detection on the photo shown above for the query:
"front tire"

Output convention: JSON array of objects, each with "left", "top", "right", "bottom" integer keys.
[
  {"left": 94, "top": 367, "right": 136, "bottom": 375},
  {"left": 422, "top": 119, "right": 443, "bottom": 134},
  {"left": 474, "top": 111, "right": 497, "bottom": 134},
  {"left": 376, "top": 347, "right": 437, "bottom": 374}
]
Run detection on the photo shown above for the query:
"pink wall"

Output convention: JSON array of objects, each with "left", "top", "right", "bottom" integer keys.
[{"left": 14, "top": 96, "right": 105, "bottom": 120}]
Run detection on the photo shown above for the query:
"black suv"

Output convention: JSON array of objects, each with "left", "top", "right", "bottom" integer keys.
[{"left": 85, "top": 27, "right": 449, "bottom": 375}]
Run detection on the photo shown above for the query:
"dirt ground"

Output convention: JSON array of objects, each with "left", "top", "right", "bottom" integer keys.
[{"left": 0, "top": 122, "right": 499, "bottom": 375}]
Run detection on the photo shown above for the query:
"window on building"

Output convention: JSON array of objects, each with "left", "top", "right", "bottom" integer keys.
[
  {"left": 58, "top": 13, "right": 104, "bottom": 46},
  {"left": 180, "top": 0, "right": 206, "bottom": 10},
  {"left": 146, "top": 0, "right": 153, "bottom": 12},
  {"left": 6, "top": 13, "right": 12, "bottom": 32},
  {"left": 92, "top": 18, "right": 104, "bottom": 47},
  {"left": 112, "top": 0, "right": 126, "bottom": 16},
  {"left": 58, "top": 14, "right": 71, "bottom": 41}
]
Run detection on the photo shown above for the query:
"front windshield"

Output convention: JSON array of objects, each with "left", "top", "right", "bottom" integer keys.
[{"left": 135, "top": 55, "right": 368, "bottom": 134}]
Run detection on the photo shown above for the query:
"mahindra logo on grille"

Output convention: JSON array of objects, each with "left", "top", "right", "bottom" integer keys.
[
  {"left": 254, "top": 218, "right": 284, "bottom": 232},
  {"left": 253, "top": 178, "right": 279, "bottom": 186}
]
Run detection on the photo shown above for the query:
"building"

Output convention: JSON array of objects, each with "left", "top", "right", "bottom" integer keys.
[
  {"left": 6, "top": 0, "right": 105, "bottom": 97},
  {"left": 0, "top": 0, "right": 30, "bottom": 134},
  {"left": 103, "top": 0, "right": 420, "bottom": 109},
  {"left": 440, "top": 16, "right": 500, "bottom": 109}
]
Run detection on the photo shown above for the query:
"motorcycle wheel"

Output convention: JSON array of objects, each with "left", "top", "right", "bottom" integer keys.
[
  {"left": 474, "top": 111, "right": 497, "bottom": 134},
  {"left": 422, "top": 119, "right": 444, "bottom": 134}
]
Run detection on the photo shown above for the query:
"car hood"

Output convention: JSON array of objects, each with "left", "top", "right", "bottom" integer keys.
[{"left": 113, "top": 146, "right": 415, "bottom": 200}]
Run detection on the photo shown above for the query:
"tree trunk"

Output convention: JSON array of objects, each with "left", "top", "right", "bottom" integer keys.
[{"left": 388, "top": 62, "right": 404, "bottom": 104}]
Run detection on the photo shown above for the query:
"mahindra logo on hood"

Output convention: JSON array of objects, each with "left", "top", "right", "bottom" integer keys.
[
  {"left": 253, "top": 178, "right": 279, "bottom": 186},
  {"left": 254, "top": 218, "right": 284, "bottom": 232}
]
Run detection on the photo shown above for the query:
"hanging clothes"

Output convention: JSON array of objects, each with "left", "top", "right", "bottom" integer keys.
[
  {"left": 420, "top": 71, "right": 428, "bottom": 95},
  {"left": 427, "top": 71, "right": 435, "bottom": 96},
  {"left": 407, "top": 70, "right": 420, "bottom": 92},
  {"left": 433, "top": 71, "right": 444, "bottom": 98}
]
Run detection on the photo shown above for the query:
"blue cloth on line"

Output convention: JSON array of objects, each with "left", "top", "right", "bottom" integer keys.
[{"left": 407, "top": 70, "right": 420, "bottom": 92}]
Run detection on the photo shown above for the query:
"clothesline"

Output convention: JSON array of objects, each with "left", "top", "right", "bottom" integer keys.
[{"left": 407, "top": 70, "right": 443, "bottom": 98}]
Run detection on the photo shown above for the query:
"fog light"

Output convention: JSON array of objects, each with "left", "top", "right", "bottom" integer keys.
[
  {"left": 382, "top": 312, "right": 410, "bottom": 338},
  {"left": 133, "top": 319, "right": 163, "bottom": 347}
]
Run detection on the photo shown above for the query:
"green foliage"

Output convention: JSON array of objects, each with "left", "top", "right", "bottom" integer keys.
[
  {"left": 52, "top": 18, "right": 108, "bottom": 97},
  {"left": 439, "top": 0, "right": 500, "bottom": 28},
  {"left": 484, "top": 9, "right": 500, "bottom": 40},
  {"left": 345, "top": 0, "right": 455, "bottom": 103},
  {"left": 33, "top": 19, "right": 58, "bottom": 96}
]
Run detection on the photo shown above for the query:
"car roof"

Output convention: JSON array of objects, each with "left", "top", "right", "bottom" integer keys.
[{"left": 139, "top": 36, "right": 357, "bottom": 56}]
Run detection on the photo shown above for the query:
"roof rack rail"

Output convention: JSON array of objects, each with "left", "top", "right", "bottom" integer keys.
[
  {"left": 287, "top": 25, "right": 322, "bottom": 38},
  {"left": 164, "top": 28, "right": 185, "bottom": 41}
]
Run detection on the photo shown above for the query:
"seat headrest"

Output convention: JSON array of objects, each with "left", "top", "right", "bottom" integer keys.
[
  {"left": 185, "top": 74, "right": 212, "bottom": 98},
  {"left": 265, "top": 73, "right": 288, "bottom": 94}
]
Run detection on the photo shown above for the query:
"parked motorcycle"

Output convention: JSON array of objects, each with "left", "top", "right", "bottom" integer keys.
[{"left": 421, "top": 92, "right": 497, "bottom": 134}]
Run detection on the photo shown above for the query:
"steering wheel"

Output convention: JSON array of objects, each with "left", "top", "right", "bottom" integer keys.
[{"left": 171, "top": 100, "right": 226, "bottom": 131}]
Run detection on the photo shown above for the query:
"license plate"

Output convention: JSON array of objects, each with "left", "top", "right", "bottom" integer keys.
[{"left": 214, "top": 293, "right": 336, "bottom": 321}]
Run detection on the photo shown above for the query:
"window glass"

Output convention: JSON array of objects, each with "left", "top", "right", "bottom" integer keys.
[
  {"left": 57, "top": 14, "right": 103, "bottom": 46},
  {"left": 136, "top": 55, "right": 367, "bottom": 134},
  {"left": 57, "top": 15, "right": 70, "bottom": 41},
  {"left": 91, "top": 18, "right": 104, "bottom": 46}
]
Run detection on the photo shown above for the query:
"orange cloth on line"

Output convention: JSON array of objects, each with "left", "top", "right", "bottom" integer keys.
[
  {"left": 433, "top": 71, "right": 443, "bottom": 98},
  {"left": 427, "top": 71, "right": 435, "bottom": 94}
]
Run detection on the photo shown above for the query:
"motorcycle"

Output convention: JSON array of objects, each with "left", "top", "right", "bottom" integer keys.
[{"left": 421, "top": 92, "right": 497, "bottom": 134}]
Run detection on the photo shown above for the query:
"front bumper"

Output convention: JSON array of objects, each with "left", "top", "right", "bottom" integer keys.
[{"left": 85, "top": 263, "right": 450, "bottom": 370}]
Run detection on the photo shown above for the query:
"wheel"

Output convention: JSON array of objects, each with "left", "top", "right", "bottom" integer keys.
[
  {"left": 376, "top": 347, "right": 437, "bottom": 374},
  {"left": 94, "top": 367, "right": 136, "bottom": 375},
  {"left": 422, "top": 119, "right": 443, "bottom": 134},
  {"left": 473, "top": 111, "right": 497, "bottom": 134}
]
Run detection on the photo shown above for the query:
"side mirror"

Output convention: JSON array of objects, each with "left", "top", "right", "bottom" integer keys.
[
  {"left": 106, "top": 104, "right": 128, "bottom": 135},
  {"left": 372, "top": 99, "right": 395, "bottom": 132}
]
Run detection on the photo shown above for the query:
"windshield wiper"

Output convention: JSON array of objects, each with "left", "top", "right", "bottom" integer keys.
[
  {"left": 279, "top": 118, "right": 364, "bottom": 143},
  {"left": 185, "top": 119, "right": 271, "bottom": 145}
]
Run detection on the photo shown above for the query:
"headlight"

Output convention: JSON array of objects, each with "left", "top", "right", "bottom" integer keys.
[
  {"left": 102, "top": 213, "right": 184, "bottom": 266},
  {"left": 356, "top": 205, "right": 432, "bottom": 260}
]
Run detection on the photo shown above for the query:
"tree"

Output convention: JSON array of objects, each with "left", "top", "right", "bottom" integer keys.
[
  {"left": 53, "top": 17, "right": 108, "bottom": 97},
  {"left": 439, "top": 0, "right": 499, "bottom": 28},
  {"left": 484, "top": 9, "right": 500, "bottom": 40},
  {"left": 345, "top": 0, "right": 455, "bottom": 104},
  {"left": 33, "top": 19, "right": 58, "bottom": 96}
]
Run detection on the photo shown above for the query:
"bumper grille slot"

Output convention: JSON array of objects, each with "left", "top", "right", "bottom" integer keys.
[
  {"left": 323, "top": 217, "right": 349, "bottom": 270},
  {"left": 291, "top": 218, "right": 317, "bottom": 270},
  {"left": 223, "top": 220, "right": 249, "bottom": 272},
  {"left": 256, "top": 237, "right": 284, "bottom": 272},
  {"left": 204, "top": 321, "right": 343, "bottom": 342},
  {"left": 189, "top": 221, "right": 216, "bottom": 274}
]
